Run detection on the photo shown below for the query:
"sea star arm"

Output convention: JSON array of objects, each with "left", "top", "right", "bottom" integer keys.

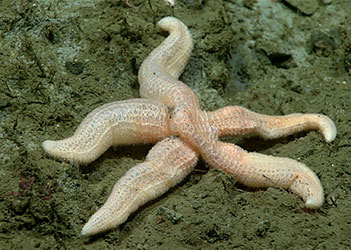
[
  {"left": 200, "top": 140, "right": 324, "bottom": 209},
  {"left": 207, "top": 106, "right": 337, "bottom": 142},
  {"left": 138, "top": 16, "right": 212, "bottom": 154},
  {"left": 42, "top": 99, "right": 171, "bottom": 164},
  {"left": 81, "top": 137, "right": 198, "bottom": 236},
  {"left": 188, "top": 120, "right": 325, "bottom": 209},
  {"left": 138, "top": 16, "right": 200, "bottom": 110}
]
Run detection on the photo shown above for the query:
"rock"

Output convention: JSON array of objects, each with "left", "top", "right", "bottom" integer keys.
[
  {"left": 283, "top": 0, "right": 319, "bottom": 16},
  {"left": 321, "top": 0, "right": 332, "bottom": 5},
  {"left": 310, "top": 28, "right": 341, "bottom": 56},
  {"left": 157, "top": 206, "right": 183, "bottom": 224}
]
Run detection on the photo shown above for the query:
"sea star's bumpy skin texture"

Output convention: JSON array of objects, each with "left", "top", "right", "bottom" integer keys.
[
  {"left": 42, "top": 17, "right": 337, "bottom": 236},
  {"left": 43, "top": 99, "right": 171, "bottom": 164}
]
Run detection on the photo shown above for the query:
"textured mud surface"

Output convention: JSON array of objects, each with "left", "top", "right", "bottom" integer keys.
[{"left": 1, "top": 0, "right": 350, "bottom": 249}]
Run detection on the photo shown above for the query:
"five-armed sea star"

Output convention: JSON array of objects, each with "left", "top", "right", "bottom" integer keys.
[{"left": 42, "top": 17, "right": 337, "bottom": 236}]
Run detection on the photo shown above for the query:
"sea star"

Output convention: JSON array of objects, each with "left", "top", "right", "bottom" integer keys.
[{"left": 42, "top": 17, "right": 337, "bottom": 236}]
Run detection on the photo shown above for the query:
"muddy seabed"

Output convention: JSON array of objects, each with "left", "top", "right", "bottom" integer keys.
[{"left": 1, "top": 0, "right": 351, "bottom": 249}]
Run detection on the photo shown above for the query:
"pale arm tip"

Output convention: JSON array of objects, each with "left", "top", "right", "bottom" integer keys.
[{"left": 318, "top": 115, "right": 337, "bottom": 142}]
